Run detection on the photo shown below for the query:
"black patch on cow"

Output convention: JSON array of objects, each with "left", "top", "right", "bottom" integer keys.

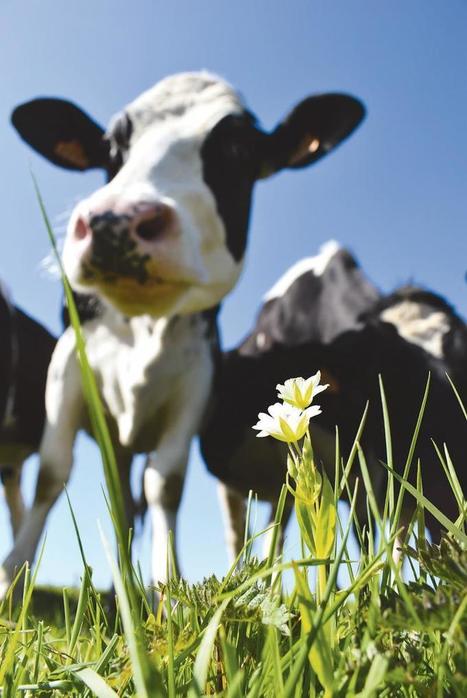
[
  {"left": 61, "top": 292, "right": 105, "bottom": 328},
  {"left": 201, "top": 112, "right": 265, "bottom": 262},
  {"left": 82, "top": 213, "right": 150, "bottom": 284},
  {"left": 201, "top": 304, "right": 221, "bottom": 333},
  {"left": 0, "top": 291, "right": 13, "bottom": 428},
  {"left": 0, "top": 305, "right": 56, "bottom": 450},
  {"left": 202, "top": 304, "right": 222, "bottom": 373}
]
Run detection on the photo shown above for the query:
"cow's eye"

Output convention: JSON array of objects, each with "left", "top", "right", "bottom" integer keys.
[
  {"left": 109, "top": 112, "right": 133, "bottom": 150},
  {"left": 104, "top": 112, "right": 133, "bottom": 179}
]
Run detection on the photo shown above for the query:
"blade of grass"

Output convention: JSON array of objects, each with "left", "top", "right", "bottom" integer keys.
[
  {"left": 267, "top": 626, "right": 285, "bottom": 696},
  {"left": 73, "top": 668, "right": 120, "bottom": 698},
  {"left": 32, "top": 620, "right": 44, "bottom": 684},
  {"left": 99, "top": 522, "right": 163, "bottom": 698},
  {"left": 188, "top": 600, "right": 229, "bottom": 697},
  {"left": 390, "top": 373, "right": 430, "bottom": 542},
  {"left": 355, "top": 654, "right": 388, "bottom": 698},
  {"left": 243, "top": 490, "right": 255, "bottom": 564},
  {"left": 357, "top": 446, "right": 422, "bottom": 625},
  {"left": 166, "top": 531, "right": 176, "bottom": 698},
  {"left": 380, "top": 461, "right": 467, "bottom": 545},
  {"left": 266, "top": 484, "right": 288, "bottom": 582},
  {"left": 0, "top": 539, "right": 46, "bottom": 685},
  {"left": 283, "top": 637, "right": 311, "bottom": 698},
  {"left": 0, "top": 680, "right": 74, "bottom": 694},
  {"left": 379, "top": 376, "right": 394, "bottom": 525},
  {"left": 68, "top": 570, "right": 91, "bottom": 657},
  {"left": 446, "top": 373, "right": 467, "bottom": 420},
  {"left": 431, "top": 440, "right": 465, "bottom": 514},
  {"left": 338, "top": 403, "right": 368, "bottom": 497}
]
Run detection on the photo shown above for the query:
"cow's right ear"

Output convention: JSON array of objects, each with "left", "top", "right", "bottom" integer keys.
[{"left": 11, "top": 98, "right": 109, "bottom": 171}]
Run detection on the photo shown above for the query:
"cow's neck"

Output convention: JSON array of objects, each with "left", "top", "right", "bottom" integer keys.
[{"left": 82, "top": 305, "right": 217, "bottom": 452}]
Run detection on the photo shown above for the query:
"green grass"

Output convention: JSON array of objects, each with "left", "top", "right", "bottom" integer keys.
[{"left": 0, "top": 184, "right": 465, "bottom": 696}]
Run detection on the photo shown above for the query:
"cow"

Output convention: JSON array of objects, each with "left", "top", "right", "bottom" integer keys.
[
  {"left": 0, "top": 72, "right": 365, "bottom": 595},
  {"left": 200, "top": 242, "right": 467, "bottom": 560},
  {"left": 0, "top": 283, "right": 56, "bottom": 542}
]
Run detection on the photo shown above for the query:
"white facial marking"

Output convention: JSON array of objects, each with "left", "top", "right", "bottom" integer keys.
[
  {"left": 127, "top": 71, "right": 245, "bottom": 138},
  {"left": 263, "top": 240, "right": 341, "bottom": 301},
  {"left": 380, "top": 301, "right": 451, "bottom": 358},
  {"left": 65, "top": 72, "right": 248, "bottom": 317}
]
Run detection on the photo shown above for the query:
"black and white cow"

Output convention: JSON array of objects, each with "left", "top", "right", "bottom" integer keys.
[
  {"left": 200, "top": 243, "right": 467, "bottom": 558},
  {"left": 0, "top": 283, "right": 56, "bottom": 541},
  {"left": 0, "top": 72, "right": 365, "bottom": 594}
]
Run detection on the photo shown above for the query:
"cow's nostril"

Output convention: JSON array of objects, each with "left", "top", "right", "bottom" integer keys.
[
  {"left": 75, "top": 216, "right": 89, "bottom": 240},
  {"left": 135, "top": 206, "right": 171, "bottom": 241}
]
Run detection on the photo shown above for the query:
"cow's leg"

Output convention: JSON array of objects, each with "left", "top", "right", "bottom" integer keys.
[
  {"left": 1, "top": 464, "right": 26, "bottom": 539},
  {"left": 144, "top": 360, "right": 212, "bottom": 586},
  {"left": 144, "top": 443, "right": 189, "bottom": 585},
  {"left": 0, "top": 333, "right": 84, "bottom": 598},
  {"left": 217, "top": 483, "right": 246, "bottom": 562}
]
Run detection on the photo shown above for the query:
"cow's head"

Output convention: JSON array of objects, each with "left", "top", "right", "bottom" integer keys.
[{"left": 12, "top": 72, "right": 365, "bottom": 317}]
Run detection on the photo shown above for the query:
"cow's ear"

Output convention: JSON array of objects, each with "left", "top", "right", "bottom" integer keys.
[
  {"left": 11, "top": 98, "right": 109, "bottom": 171},
  {"left": 259, "top": 93, "right": 365, "bottom": 178}
]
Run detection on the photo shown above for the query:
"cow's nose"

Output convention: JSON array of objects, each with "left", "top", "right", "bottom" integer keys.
[
  {"left": 133, "top": 203, "right": 173, "bottom": 242},
  {"left": 71, "top": 202, "right": 174, "bottom": 244}
]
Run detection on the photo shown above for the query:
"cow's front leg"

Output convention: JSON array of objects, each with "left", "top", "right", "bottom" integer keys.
[
  {"left": 144, "top": 356, "right": 213, "bottom": 586},
  {"left": 144, "top": 442, "right": 189, "bottom": 585},
  {"left": 0, "top": 331, "right": 84, "bottom": 599}
]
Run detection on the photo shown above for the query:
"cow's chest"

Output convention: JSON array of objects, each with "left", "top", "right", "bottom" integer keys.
[{"left": 83, "top": 312, "right": 213, "bottom": 451}]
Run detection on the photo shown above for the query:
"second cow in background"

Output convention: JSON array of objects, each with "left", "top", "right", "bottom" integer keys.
[{"left": 200, "top": 242, "right": 467, "bottom": 557}]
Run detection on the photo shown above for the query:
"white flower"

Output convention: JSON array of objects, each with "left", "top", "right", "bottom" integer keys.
[
  {"left": 252, "top": 402, "right": 322, "bottom": 443},
  {"left": 276, "top": 372, "right": 328, "bottom": 410}
]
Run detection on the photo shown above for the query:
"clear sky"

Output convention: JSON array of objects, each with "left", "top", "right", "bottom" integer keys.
[{"left": 1, "top": 1, "right": 466, "bottom": 589}]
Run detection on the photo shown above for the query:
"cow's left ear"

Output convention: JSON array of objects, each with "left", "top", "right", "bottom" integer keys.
[
  {"left": 11, "top": 98, "right": 108, "bottom": 171},
  {"left": 259, "top": 93, "right": 365, "bottom": 178}
]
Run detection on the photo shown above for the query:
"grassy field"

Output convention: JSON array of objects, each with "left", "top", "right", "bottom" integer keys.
[
  {"left": 0, "top": 453, "right": 465, "bottom": 697},
  {"left": 0, "top": 190, "right": 465, "bottom": 696}
]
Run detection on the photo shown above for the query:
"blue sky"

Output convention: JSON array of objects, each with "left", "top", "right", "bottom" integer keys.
[{"left": 1, "top": 1, "right": 466, "bottom": 588}]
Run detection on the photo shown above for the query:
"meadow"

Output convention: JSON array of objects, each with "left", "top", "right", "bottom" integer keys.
[{"left": 0, "top": 193, "right": 465, "bottom": 697}]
